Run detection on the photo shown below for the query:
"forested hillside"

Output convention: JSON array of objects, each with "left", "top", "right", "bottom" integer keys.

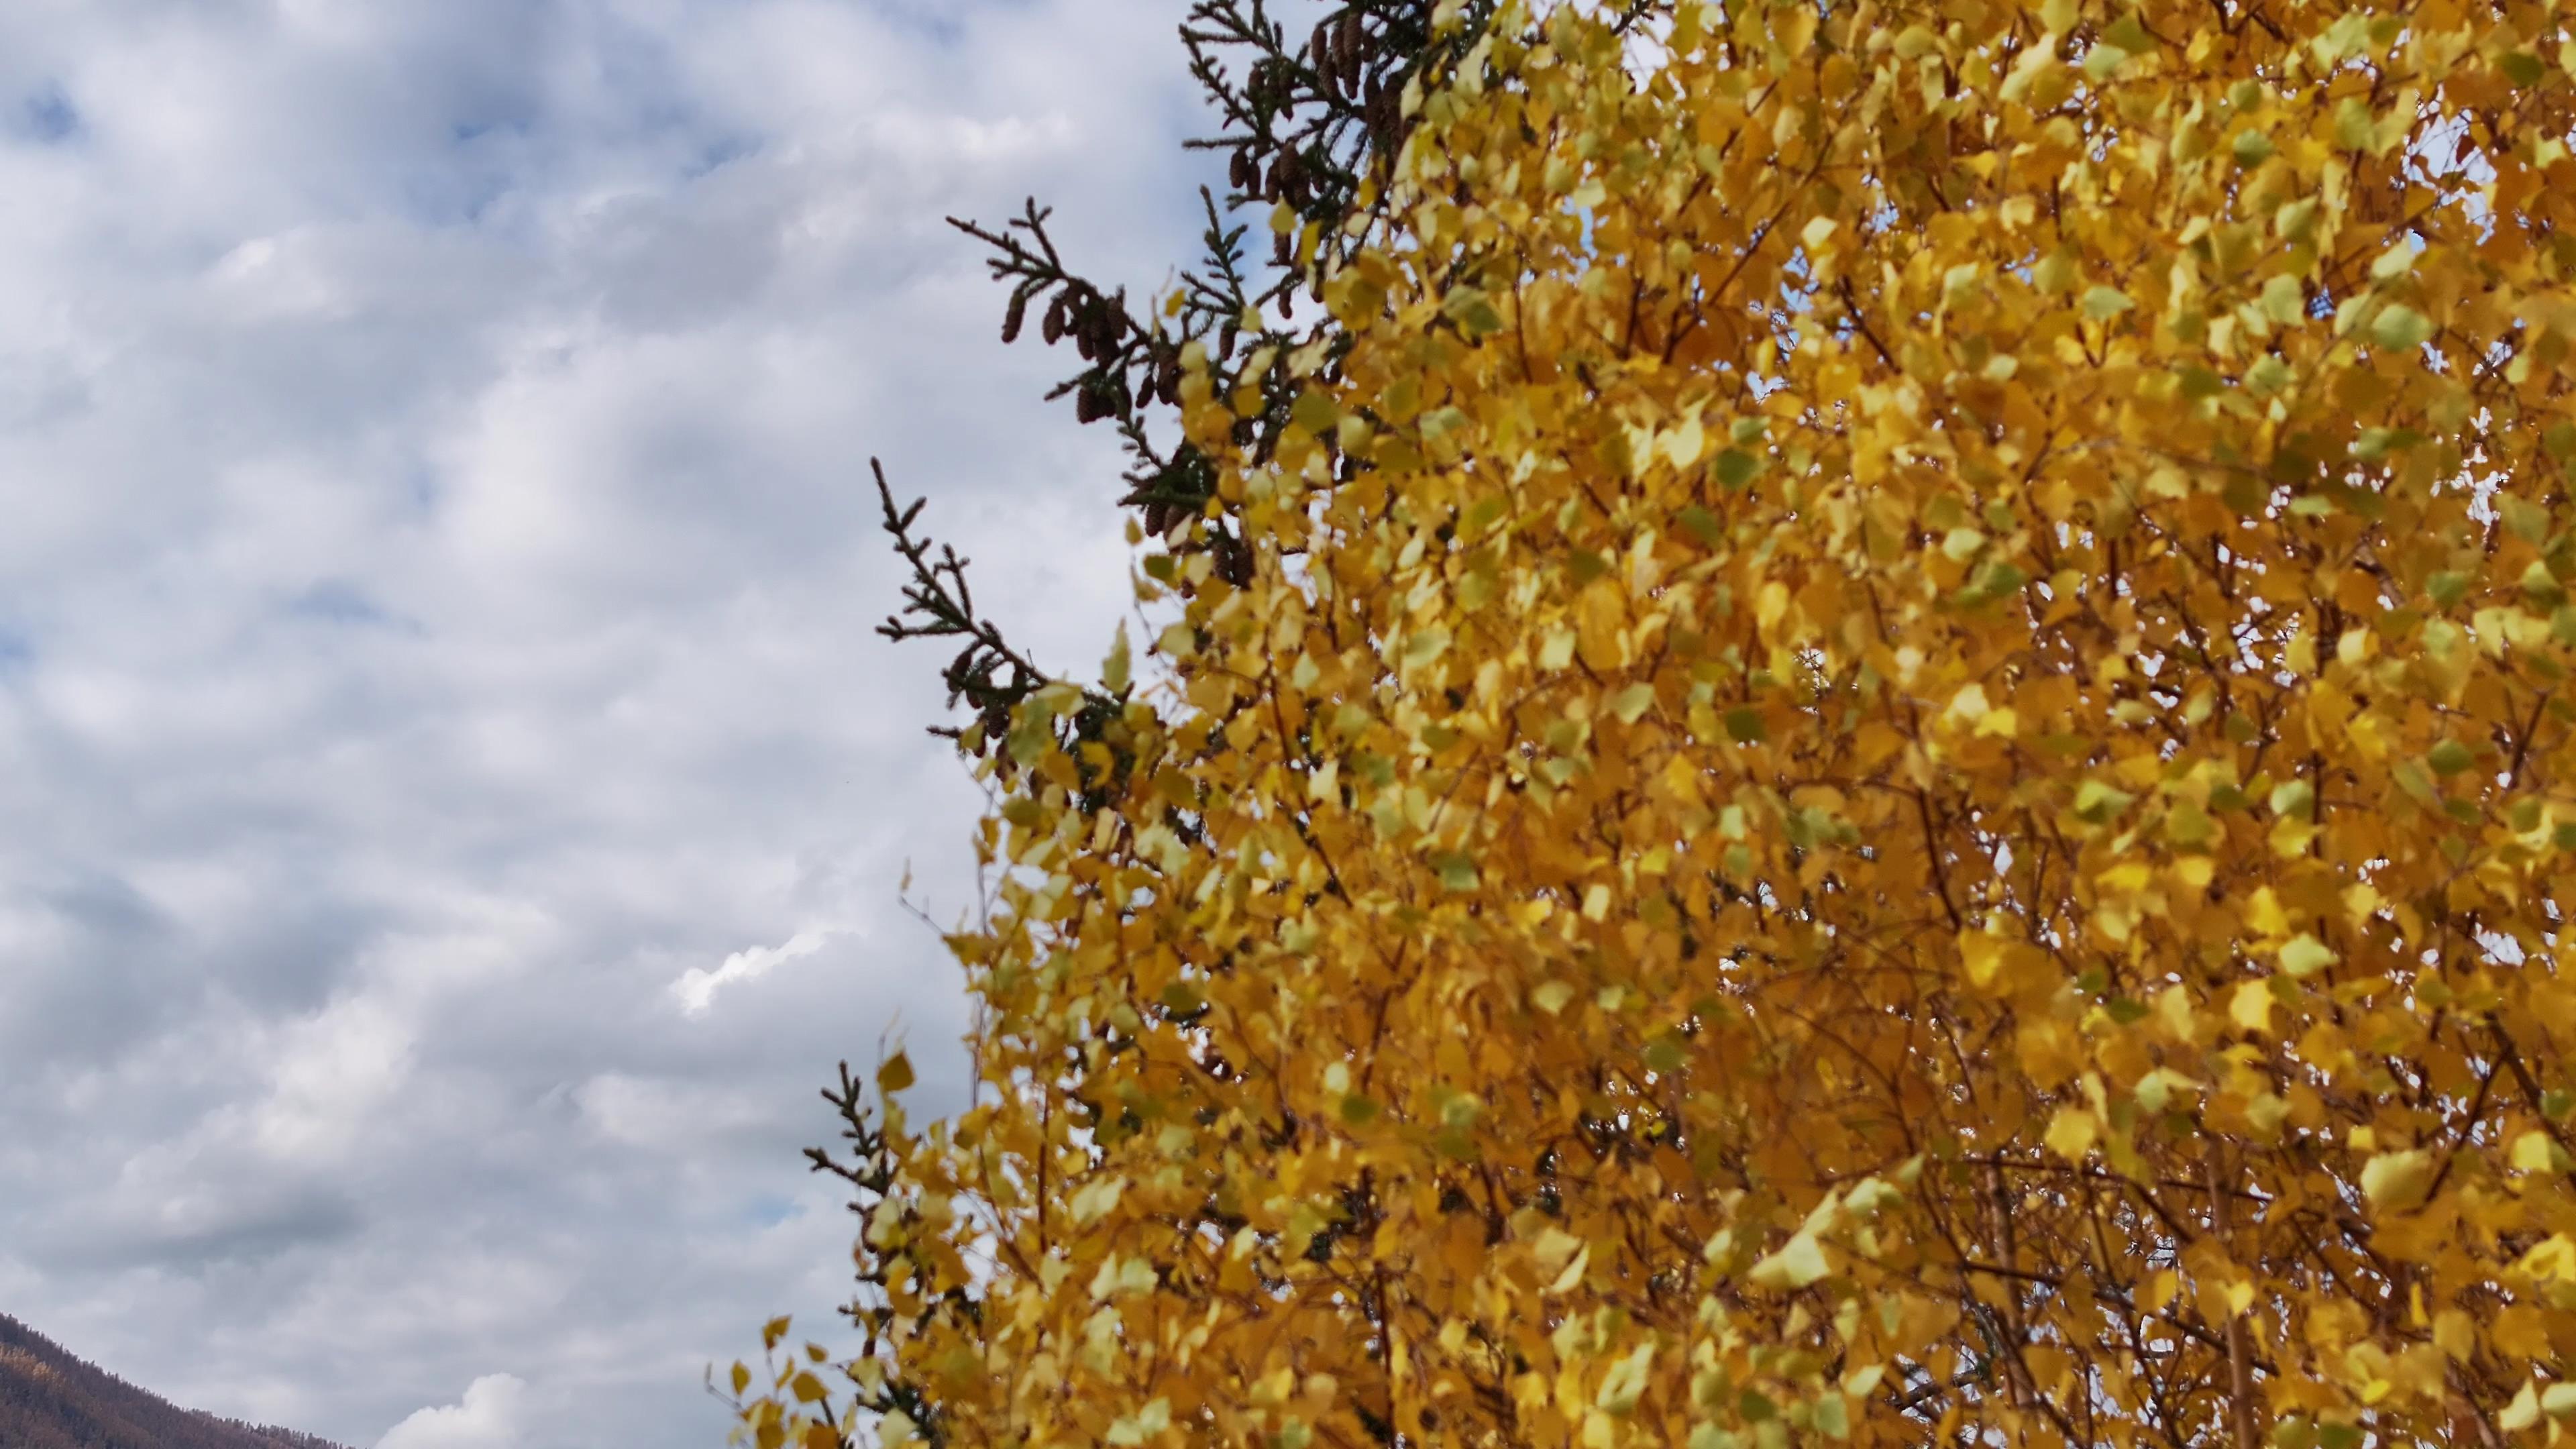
[{"left": 0, "top": 1315, "right": 347, "bottom": 1449}]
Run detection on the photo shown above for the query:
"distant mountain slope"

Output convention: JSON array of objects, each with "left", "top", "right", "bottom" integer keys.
[{"left": 0, "top": 1313, "right": 350, "bottom": 1449}]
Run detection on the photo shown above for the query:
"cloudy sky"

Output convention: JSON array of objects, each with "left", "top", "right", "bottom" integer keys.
[{"left": 0, "top": 2, "right": 1254, "bottom": 1445}]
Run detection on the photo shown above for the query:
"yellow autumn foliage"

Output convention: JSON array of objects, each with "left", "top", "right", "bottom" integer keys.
[{"left": 739, "top": 1, "right": 2576, "bottom": 1446}]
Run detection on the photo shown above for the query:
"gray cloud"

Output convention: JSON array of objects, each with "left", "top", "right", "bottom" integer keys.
[{"left": 0, "top": 0, "right": 1264, "bottom": 1444}]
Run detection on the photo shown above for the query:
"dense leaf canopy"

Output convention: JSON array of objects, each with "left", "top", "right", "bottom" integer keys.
[{"left": 738, "top": 0, "right": 2576, "bottom": 1445}]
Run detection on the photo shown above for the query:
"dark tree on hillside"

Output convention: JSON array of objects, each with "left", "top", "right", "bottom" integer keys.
[{"left": 0, "top": 1314, "right": 350, "bottom": 1449}]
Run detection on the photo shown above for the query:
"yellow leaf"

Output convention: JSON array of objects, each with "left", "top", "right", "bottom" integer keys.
[
  {"left": 876, "top": 1053, "right": 916, "bottom": 1094},
  {"left": 2520, "top": 1234, "right": 2576, "bottom": 1281},
  {"left": 2504, "top": 1383, "right": 2543, "bottom": 1432},
  {"left": 2230, "top": 981, "right": 2275, "bottom": 1035},
  {"left": 1959, "top": 931, "right": 2006, "bottom": 991},
  {"left": 1608, "top": 683, "right": 1656, "bottom": 723},
  {"left": 1747, "top": 1232, "right": 1831, "bottom": 1290},
  {"left": 2275, "top": 933, "right": 2337, "bottom": 977},
  {"left": 2359, "top": 1149, "right": 2435, "bottom": 1214},
  {"left": 2244, "top": 888, "right": 2289, "bottom": 938},
  {"left": 2044, "top": 1108, "right": 2100, "bottom": 1162}
]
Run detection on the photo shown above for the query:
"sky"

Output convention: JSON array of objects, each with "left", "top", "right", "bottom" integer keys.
[{"left": 0, "top": 2, "right": 1260, "bottom": 1446}]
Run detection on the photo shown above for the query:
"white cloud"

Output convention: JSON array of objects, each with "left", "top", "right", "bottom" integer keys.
[
  {"left": 670, "top": 928, "right": 834, "bottom": 1016},
  {"left": 254, "top": 997, "right": 417, "bottom": 1158},
  {"left": 0, "top": 0, "right": 1260, "bottom": 1445},
  {"left": 377, "top": 1374, "right": 527, "bottom": 1449}
]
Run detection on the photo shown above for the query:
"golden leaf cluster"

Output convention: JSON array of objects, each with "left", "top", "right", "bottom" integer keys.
[{"left": 739, "top": 0, "right": 2576, "bottom": 1444}]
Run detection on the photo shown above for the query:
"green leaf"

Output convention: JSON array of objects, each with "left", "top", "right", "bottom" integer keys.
[
  {"left": 1973, "top": 561, "right": 2029, "bottom": 598},
  {"left": 2309, "top": 12, "right": 2368, "bottom": 63},
  {"left": 2163, "top": 800, "right": 2216, "bottom": 848},
  {"left": 2372, "top": 305, "right": 2435, "bottom": 351},
  {"left": 1713, "top": 448, "right": 1761, "bottom": 490},
  {"left": 1609, "top": 682, "right": 1657, "bottom": 723},
  {"left": 2260, "top": 272, "right": 2305, "bottom": 324},
  {"left": 2135, "top": 1066, "right": 2196, "bottom": 1112},
  {"left": 1433, "top": 852, "right": 1481, "bottom": 891},
  {"left": 2074, "top": 778, "right": 2136, "bottom": 822},
  {"left": 1442, "top": 288, "right": 1504, "bottom": 335},
  {"left": 1103, "top": 623, "right": 1133, "bottom": 694},
  {"left": 2233, "top": 129, "right": 2275, "bottom": 166},
  {"left": 2524, "top": 559, "right": 2569, "bottom": 606},
  {"left": 2428, "top": 739, "right": 2475, "bottom": 775},
  {"left": 1291, "top": 388, "right": 1340, "bottom": 436},
  {"left": 2505, "top": 495, "right": 2554, "bottom": 543},
  {"left": 2082, "top": 285, "right": 2135, "bottom": 321},
  {"left": 1107, "top": 1399, "right": 1173, "bottom": 1446}
]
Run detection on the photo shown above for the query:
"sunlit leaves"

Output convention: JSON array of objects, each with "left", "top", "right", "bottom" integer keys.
[{"left": 736, "top": 1, "right": 2576, "bottom": 1446}]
